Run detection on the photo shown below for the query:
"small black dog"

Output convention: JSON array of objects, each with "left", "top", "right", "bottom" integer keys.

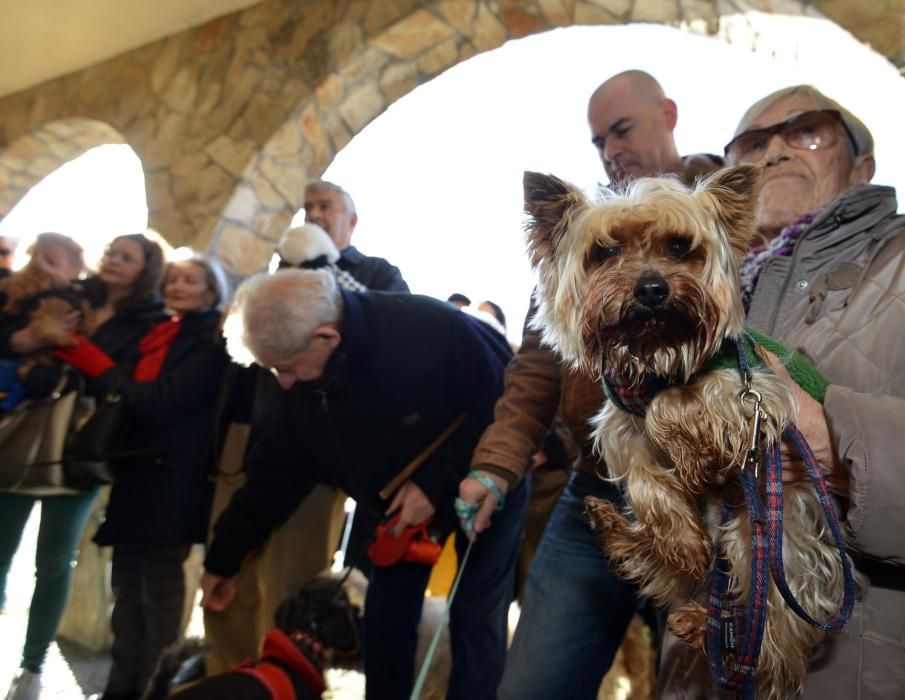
[{"left": 148, "top": 574, "right": 361, "bottom": 700}]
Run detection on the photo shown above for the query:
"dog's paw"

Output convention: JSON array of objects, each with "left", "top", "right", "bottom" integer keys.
[
  {"left": 667, "top": 602, "right": 708, "bottom": 652},
  {"left": 585, "top": 495, "right": 625, "bottom": 532},
  {"left": 584, "top": 495, "right": 640, "bottom": 566}
]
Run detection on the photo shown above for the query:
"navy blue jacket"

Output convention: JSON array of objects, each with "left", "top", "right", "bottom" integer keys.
[
  {"left": 205, "top": 291, "right": 511, "bottom": 576},
  {"left": 92, "top": 308, "right": 228, "bottom": 547},
  {"left": 337, "top": 246, "right": 408, "bottom": 292}
]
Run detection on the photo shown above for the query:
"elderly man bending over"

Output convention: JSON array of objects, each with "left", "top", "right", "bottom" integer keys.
[
  {"left": 659, "top": 86, "right": 905, "bottom": 699},
  {"left": 201, "top": 269, "right": 528, "bottom": 700}
]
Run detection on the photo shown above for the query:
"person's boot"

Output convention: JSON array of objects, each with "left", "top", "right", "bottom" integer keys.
[{"left": 4, "top": 669, "right": 41, "bottom": 700}]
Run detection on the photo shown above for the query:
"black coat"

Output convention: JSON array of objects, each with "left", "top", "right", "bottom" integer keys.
[
  {"left": 92, "top": 308, "right": 228, "bottom": 547},
  {"left": 337, "top": 246, "right": 408, "bottom": 292},
  {"left": 205, "top": 291, "right": 512, "bottom": 576}
]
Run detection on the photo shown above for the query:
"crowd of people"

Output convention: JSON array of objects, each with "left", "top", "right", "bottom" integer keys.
[{"left": 0, "top": 69, "right": 901, "bottom": 700}]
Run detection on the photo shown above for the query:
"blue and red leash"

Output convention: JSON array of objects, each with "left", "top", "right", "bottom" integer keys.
[{"left": 705, "top": 337, "right": 856, "bottom": 698}]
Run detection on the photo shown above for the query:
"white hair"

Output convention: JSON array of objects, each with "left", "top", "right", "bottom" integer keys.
[{"left": 224, "top": 269, "right": 342, "bottom": 367}]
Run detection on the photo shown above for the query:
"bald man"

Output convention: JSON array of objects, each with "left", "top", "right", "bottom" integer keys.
[
  {"left": 588, "top": 70, "right": 721, "bottom": 186},
  {"left": 460, "top": 71, "right": 722, "bottom": 699}
]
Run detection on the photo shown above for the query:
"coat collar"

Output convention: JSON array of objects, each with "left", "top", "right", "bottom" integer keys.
[
  {"left": 338, "top": 245, "right": 365, "bottom": 267},
  {"left": 314, "top": 289, "right": 375, "bottom": 390}
]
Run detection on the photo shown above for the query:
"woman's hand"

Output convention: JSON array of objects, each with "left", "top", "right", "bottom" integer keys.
[
  {"left": 761, "top": 349, "right": 849, "bottom": 497},
  {"left": 10, "top": 328, "right": 44, "bottom": 354}
]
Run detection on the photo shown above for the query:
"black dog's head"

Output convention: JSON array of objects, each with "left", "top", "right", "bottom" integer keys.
[{"left": 275, "top": 573, "right": 362, "bottom": 666}]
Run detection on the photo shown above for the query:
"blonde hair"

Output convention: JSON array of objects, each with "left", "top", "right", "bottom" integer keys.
[{"left": 28, "top": 232, "right": 85, "bottom": 271}]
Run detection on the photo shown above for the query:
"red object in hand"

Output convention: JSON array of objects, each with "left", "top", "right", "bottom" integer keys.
[
  {"left": 368, "top": 515, "right": 442, "bottom": 567},
  {"left": 55, "top": 334, "right": 115, "bottom": 378}
]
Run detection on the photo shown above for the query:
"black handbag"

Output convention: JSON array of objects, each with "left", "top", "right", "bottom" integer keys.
[{"left": 64, "top": 384, "right": 128, "bottom": 488}]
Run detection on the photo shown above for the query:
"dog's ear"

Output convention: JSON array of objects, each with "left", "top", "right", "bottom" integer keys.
[
  {"left": 699, "top": 164, "right": 761, "bottom": 258},
  {"left": 523, "top": 171, "right": 587, "bottom": 268}
]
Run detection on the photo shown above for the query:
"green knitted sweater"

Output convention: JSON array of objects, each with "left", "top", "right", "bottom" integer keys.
[{"left": 699, "top": 327, "right": 829, "bottom": 403}]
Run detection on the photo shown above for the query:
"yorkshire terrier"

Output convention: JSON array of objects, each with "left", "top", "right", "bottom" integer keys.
[
  {"left": 0, "top": 232, "right": 98, "bottom": 350},
  {"left": 523, "top": 164, "right": 855, "bottom": 698}
]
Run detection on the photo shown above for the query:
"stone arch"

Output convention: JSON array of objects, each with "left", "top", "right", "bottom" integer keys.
[
  {"left": 210, "top": 0, "right": 828, "bottom": 274},
  {"left": 0, "top": 1, "right": 898, "bottom": 274},
  {"left": 0, "top": 118, "right": 128, "bottom": 218}
]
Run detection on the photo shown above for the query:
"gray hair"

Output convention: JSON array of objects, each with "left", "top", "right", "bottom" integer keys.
[
  {"left": 304, "top": 180, "right": 357, "bottom": 216},
  {"left": 732, "top": 85, "right": 873, "bottom": 159},
  {"left": 224, "top": 268, "right": 342, "bottom": 367}
]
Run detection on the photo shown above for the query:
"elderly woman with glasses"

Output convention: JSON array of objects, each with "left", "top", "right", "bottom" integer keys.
[{"left": 658, "top": 86, "right": 905, "bottom": 699}]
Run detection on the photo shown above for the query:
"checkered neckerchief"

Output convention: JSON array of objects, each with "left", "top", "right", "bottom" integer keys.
[{"left": 602, "top": 372, "right": 669, "bottom": 417}]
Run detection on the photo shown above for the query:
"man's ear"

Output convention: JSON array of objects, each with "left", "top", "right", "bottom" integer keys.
[
  {"left": 699, "top": 164, "right": 761, "bottom": 259},
  {"left": 849, "top": 154, "right": 875, "bottom": 187},
  {"left": 314, "top": 324, "right": 342, "bottom": 351},
  {"left": 661, "top": 98, "right": 678, "bottom": 131},
  {"left": 349, "top": 212, "right": 359, "bottom": 231},
  {"left": 523, "top": 171, "right": 587, "bottom": 270}
]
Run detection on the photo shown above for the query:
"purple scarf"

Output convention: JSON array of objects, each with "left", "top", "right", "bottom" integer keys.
[{"left": 740, "top": 213, "right": 814, "bottom": 313}]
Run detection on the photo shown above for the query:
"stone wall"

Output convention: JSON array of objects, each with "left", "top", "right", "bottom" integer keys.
[{"left": 0, "top": 0, "right": 899, "bottom": 275}]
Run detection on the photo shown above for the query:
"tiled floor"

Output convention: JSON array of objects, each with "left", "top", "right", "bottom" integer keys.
[
  {"left": 0, "top": 506, "right": 647, "bottom": 699},
  {"left": 0, "top": 506, "right": 367, "bottom": 699}
]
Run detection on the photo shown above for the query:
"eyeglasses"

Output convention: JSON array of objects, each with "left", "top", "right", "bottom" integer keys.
[{"left": 724, "top": 109, "right": 857, "bottom": 163}]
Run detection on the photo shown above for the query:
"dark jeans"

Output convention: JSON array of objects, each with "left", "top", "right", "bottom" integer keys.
[
  {"left": 363, "top": 476, "right": 529, "bottom": 700},
  {"left": 498, "top": 470, "right": 638, "bottom": 700},
  {"left": 105, "top": 543, "right": 192, "bottom": 696}
]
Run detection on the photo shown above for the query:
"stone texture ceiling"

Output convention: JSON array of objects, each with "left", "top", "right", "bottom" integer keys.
[{"left": 0, "top": 0, "right": 264, "bottom": 98}]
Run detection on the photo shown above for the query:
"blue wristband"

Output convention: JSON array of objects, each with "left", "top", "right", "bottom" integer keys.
[{"left": 467, "top": 470, "right": 506, "bottom": 508}]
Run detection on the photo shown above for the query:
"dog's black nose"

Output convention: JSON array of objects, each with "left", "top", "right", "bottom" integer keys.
[{"left": 633, "top": 273, "right": 669, "bottom": 307}]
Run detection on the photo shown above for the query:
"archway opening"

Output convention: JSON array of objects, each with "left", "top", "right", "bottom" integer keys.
[
  {"left": 0, "top": 144, "right": 148, "bottom": 271},
  {"left": 305, "top": 16, "right": 905, "bottom": 345}
]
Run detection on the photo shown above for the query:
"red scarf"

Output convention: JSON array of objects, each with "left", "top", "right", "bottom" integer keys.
[{"left": 133, "top": 317, "right": 182, "bottom": 382}]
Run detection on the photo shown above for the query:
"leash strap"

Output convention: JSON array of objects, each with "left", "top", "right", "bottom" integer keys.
[
  {"left": 764, "top": 428, "right": 856, "bottom": 629},
  {"left": 706, "top": 474, "right": 768, "bottom": 699},
  {"left": 409, "top": 536, "right": 476, "bottom": 700},
  {"left": 707, "top": 336, "right": 855, "bottom": 697}
]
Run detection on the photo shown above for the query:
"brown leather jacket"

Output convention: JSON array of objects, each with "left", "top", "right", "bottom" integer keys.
[{"left": 470, "top": 154, "right": 723, "bottom": 481}]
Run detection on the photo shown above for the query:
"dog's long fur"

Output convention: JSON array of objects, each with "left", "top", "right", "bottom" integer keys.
[{"left": 524, "top": 165, "right": 852, "bottom": 697}]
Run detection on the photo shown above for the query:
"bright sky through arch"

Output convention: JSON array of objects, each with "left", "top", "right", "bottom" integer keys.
[
  {"left": 0, "top": 144, "right": 148, "bottom": 271},
  {"left": 319, "top": 15, "right": 905, "bottom": 345}
]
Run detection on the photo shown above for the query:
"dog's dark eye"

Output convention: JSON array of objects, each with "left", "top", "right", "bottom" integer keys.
[
  {"left": 591, "top": 245, "right": 620, "bottom": 264},
  {"left": 666, "top": 237, "right": 692, "bottom": 260}
]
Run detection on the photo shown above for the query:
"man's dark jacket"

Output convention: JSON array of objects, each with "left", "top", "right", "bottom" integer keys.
[
  {"left": 205, "top": 290, "right": 512, "bottom": 577},
  {"left": 338, "top": 246, "right": 408, "bottom": 292}
]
